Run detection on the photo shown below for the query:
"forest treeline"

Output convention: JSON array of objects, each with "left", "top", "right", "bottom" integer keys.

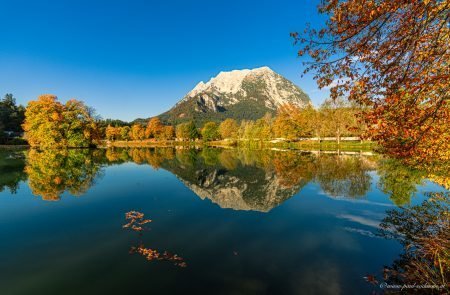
[
  {"left": 104, "top": 97, "right": 365, "bottom": 143},
  {"left": 0, "top": 94, "right": 25, "bottom": 144},
  {"left": 4, "top": 94, "right": 365, "bottom": 147}
]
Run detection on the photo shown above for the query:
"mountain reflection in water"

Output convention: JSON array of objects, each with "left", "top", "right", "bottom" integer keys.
[
  {"left": 1, "top": 147, "right": 447, "bottom": 209},
  {"left": 0, "top": 147, "right": 449, "bottom": 295}
]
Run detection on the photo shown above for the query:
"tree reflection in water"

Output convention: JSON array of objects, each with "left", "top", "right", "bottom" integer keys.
[
  {"left": 314, "top": 155, "right": 375, "bottom": 199},
  {"left": 0, "top": 147, "right": 445, "bottom": 207},
  {"left": 1, "top": 147, "right": 448, "bottom": 289},
  {"left": 377, "top": 158, "right": 426, "bottom": 206},
  {"left": 25, "top": 148, "right": 104, "bottom": 201},
  {"left": 0, "top": 149, "right": 27, "bottom": 194},
  {"left": 368, "top": 192, "right": 449, "bottom": 294}
]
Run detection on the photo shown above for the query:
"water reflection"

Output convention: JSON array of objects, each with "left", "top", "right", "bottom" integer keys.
[
  {"left": 377, "top": 158, "right": 426, "bottom": 206},
  {"left": 25, "top": 149, "right": 104, "bottom": 201},
  {"left": 0, "top": 147, "right": 448, "bottom": 294},
  {"left": 105, "top": 148, "right": 379, "bottom": 211},
  {"left": 1, "top": 147, "right": 448, "bottom": 208},
  {"left": 373, "top": 192, "right": 449, "bottom": 293},
  {"left": 0, "top": 149, "right": 27, "bottom": 194}
]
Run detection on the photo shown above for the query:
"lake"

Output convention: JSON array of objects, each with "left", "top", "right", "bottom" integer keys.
[{"left": 0, "top": 147, "right": 447, "bottom": 295}]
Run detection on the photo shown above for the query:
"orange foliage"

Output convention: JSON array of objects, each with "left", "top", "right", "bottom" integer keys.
[
  {"left": 123, "top": 210, "right": 186, "bottom": 268},
  {"left": 294, "top": 0, "right": 450, "bottom": 162}
]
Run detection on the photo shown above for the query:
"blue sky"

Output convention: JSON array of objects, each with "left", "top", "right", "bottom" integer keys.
[{"left": 0, "top": 0, "right": 328, "bottom": 121}]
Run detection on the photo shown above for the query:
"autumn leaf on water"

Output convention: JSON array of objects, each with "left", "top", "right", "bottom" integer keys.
[
  {"left": 123, "top": 210, "right": 152, "bottom": 232},
  {"left": 124, "top": 211, "right": 187, "bottom": 268},
  {"left": 363, "top": 274, "right": 378, "bottom": 285},
  {"left": 130, "top": 244, "right": 187, "bottom": 268}
]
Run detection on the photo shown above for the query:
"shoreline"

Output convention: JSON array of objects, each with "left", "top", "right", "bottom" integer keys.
[
  {"left": 0, "top": 140, "right": 376, "bottom": 152},
  {"left": 99, "top": 139, "right": 376, "bottom": 152}
]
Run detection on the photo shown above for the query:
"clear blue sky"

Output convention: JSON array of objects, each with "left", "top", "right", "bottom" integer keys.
[{"left": 0, "top": 0, "right": 328, "bottom": 121}]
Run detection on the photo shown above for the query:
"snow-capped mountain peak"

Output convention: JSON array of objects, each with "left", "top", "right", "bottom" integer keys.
[{"left": 161, "top": 66, "right": 311, "bottom": 124}]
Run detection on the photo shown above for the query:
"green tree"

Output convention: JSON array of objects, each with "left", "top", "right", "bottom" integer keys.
[
  {"left": 377, "top": 158, "right": 425, "bottom": 206},
  {"left": 314, "top": 155, "right": 372, "bottom": 199},
  {"left": 0, "top": 122, "right": 5, "bottom": 142},
  {"left": 0, "top": 149, "right": 27, "bottom": 193},
  {"left": 0, "top": 94, "right": 25, "bottom": 133},
  {"left": 253, "top": 113, "right": 273, "bottom": 141},
  {"left": 120, "top": 126, "right": 131, "bottom": 141},
  {"left": 201, "top": 122, "right": 220, "bottom": 142},
  {"left": 176, "top": 121, "right": 199, "bottom": 141},
  {"left": 63, "top": 99, "right": 99, "bottom": 147},
  {"left": 239, "top": 120, "right": 256, "bottom": 140}
]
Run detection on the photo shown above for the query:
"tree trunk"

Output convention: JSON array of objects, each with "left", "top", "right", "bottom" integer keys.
[{"left": 336, "top": 128, "right": 340, "bottom": 145}]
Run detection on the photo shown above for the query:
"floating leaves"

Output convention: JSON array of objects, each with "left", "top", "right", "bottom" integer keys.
[
  {"left": 123, "top": 211, "right": 152, "bottom": 232},
  {"left": 123, "top": 211, "right": 186, "bottom": 268},
  {"left": 130, "top": 244, "right": 187, "bottom": 268}
]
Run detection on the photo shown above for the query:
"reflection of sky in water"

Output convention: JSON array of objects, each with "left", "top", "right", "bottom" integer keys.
[{"left": 0, "top": 149, "right": 447, "bottom": 295}]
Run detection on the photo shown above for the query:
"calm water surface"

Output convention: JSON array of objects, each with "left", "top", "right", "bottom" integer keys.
[{"left": 0, "top": 148, "right": 446, "bottom": 295}]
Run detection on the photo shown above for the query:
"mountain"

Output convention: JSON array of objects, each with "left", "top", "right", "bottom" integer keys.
[
  {"left": 158, "top": 66, "right": 311, "bottom": 125},
  {"left": 159, "top": 149, "right": 306, "bottom": 212}
]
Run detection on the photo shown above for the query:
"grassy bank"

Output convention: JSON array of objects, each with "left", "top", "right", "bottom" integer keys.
[
  {"left": 1, "top": 139, "right": 376, "bottom": 152},
  {"left": 206, "top": 139, "right": 375, "bottom": 151},
  {"left": 0, "top": 145, "right": 29, "bottom": 149},
  {"left": 101, "top": 140, "right": 200, "bottom": 148},
  {"left": 277, "top": 140, "right": 375, "bottom": 152}
]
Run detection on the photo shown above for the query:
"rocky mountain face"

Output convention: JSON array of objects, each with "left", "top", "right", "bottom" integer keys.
[{"left": 158, "top": 66, "right": 311, "bottom": 124}]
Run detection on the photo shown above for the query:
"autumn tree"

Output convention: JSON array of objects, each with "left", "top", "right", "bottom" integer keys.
[
  {"left": 293, "top": 0, "right": 450, "bottom": 162},
  {"left": 273, "top": 105, "right": 300, "bottom": 140},
  {"left": 320, "top": 97, "right": 356, "bottom": 144},
  {"left": 201, "top": 122, "right": 220, "bottom": 142},
  {"left": 105, "top": 125, "right": 119, "bottom": 141},
  {"left": 145, "top": 117, "right": 164, "bottom": 139},
  {"left": 273, "top": 104, "right": 316, "bottom": 139},
  {"left": 25, "top": 149, "right": 102, "bottom": 201},
  {"left": 120, "top": 126, "right": 131, "bottom": 141},
  {"left": 22, "top": 95, "right": 99, "bottom": 148},
  {"left": 130, "top": 124, "right": 145, "bottom": 140},
  {"left": 161, "top": 125, "right": 175, "bottom": 140},
  {"left": 219, "top": 118, "right": 239, "bottom": 139}
]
